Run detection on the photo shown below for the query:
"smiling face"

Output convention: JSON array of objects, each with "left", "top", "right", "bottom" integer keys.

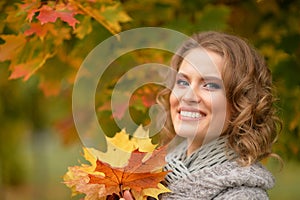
[{"left": 169, "top": 48, "right": 231, "bottom": 154}]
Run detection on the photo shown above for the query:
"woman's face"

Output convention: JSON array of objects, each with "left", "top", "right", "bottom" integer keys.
[{"left": 169, "top": 48, "right": 231, "bottom": 151}]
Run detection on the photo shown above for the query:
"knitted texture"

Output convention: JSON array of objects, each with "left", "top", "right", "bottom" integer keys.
[
  {"left": 164, "top": 137, "right": 236, "bottom": 184},
  {"left": 161, "top": 138, "right": 275, "bottom": 200}
]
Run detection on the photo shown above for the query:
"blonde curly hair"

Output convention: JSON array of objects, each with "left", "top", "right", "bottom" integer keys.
[{"left": 157, "top": 31, "right": 281, "bottom": 166}]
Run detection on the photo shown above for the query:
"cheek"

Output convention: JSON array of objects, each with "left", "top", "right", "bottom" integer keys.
[
  {"left": 209, "top": 91, "right": 227, "bottom": 109},
  {"left": 209, "top": 94, "right": 231, "bottom": 130},
  {"left": 213, "top": 98, "right": 227, "bottom": 117}
]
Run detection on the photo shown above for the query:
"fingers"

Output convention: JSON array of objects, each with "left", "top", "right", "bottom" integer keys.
[{"left": 122, "top": 190, "right": 134, "bottom": 200}]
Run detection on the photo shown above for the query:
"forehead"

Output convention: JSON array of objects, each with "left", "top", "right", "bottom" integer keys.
[{"left": 179, "top": 48, "right": 224, "bottom": 78}]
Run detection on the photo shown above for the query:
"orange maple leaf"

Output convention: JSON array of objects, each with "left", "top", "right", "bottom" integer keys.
[
  {"left": 0, "top": 34, "right": 26, "bottom": 62},
  {"left": 88, "top": 147, "right": 168, "bottom": 198},
  {"left": 9, "top": 53, "right": 53, "bottom": 81}
]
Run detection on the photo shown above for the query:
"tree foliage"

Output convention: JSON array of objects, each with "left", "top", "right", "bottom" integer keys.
[{"left": 0, "top": 0, "right": 300, "bottom": 187}]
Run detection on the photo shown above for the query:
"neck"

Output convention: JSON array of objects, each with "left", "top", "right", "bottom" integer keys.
[
  {"left": 186, "top": 136, "right": 224, "bottom": 157},
  {"left": 186, "top": 138, "right": 203, "bottom": 157}
]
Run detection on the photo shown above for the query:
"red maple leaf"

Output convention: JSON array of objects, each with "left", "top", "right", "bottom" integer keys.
[
  {"left": 20, "top": 1, "right": 40, "bottom": 22},
  {"left": 36, "top": 5, "right": 79, "bottom": 29},
  {"left": 24, "top": 22, "right": 50, "bottom": 38},
  {"left": 88, "top": 146, "right": 168, "bottom": 198}
]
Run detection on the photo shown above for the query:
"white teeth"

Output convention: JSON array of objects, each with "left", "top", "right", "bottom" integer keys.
[{"left": 180, "top": 111, "right": 202, "bottom": 118}]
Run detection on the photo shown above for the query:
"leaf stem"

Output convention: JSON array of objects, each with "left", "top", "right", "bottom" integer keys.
[{"left": 119, "top": 184, "right": 124, "bottom": 197}]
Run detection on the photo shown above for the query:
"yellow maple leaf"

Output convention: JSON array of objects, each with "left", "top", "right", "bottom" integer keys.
[
  {"left": 85, "top": 143, "right": 131, "bottom": 168},
  {"left": 132, "top": 125, "right": 157, "bottom": 152},
  {"left": 107, "top": 125, "right": 157, "bottom": 153},
  {"left": 132, "top": 183, "right": 171, "bottom": 200},
  {"left": 106, "top": 129, "right": 136, "bottom": 152}
]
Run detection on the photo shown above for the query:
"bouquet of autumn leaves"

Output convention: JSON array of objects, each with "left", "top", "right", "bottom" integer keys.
[{"left": 63, "top": 126, "right": 170, "bottom": 200}]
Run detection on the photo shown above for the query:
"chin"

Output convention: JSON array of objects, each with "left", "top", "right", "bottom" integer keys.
[{"left": 175, "top": 126, "right": 207, "bottom": 140}]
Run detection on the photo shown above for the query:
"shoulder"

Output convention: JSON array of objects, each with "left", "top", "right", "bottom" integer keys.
[
  {"left": 163, "top": 160, "right": 274, "bottom": 200},
  {"left": 195, "top": 160, "right": 275, "bottom": 187},
  {"left": 214, "top": 186, "right": 270, "bottom": 200}
]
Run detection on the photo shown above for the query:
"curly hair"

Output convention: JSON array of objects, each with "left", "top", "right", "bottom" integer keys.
[{"left": 157, "top": 31, "right": 281, "bottom": 166}]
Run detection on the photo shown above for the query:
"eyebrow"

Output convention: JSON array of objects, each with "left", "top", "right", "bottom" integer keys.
[{"left": 177, "top": 72, "right": 222, "bottom": 82}]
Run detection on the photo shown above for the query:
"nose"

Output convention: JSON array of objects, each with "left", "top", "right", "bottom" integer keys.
[{"left": 182, "top": 85, "right": 201, "bottom": 104}]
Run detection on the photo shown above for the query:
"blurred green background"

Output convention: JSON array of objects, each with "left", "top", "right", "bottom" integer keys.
[{"left": 1, "top": 0, "right": 300, "bottom": 199}]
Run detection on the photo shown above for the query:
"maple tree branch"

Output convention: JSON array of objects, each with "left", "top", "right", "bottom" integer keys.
[{"left": 68, "top": 0, "right": 118, "bottom": 35}]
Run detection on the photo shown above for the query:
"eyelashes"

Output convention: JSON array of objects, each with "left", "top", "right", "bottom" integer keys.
[
  {"left": 175, "top": 78, "right": 222, "bottom": 90},
  {"left": 203, "top": 82, "right": 221, "bottom": 89},
  {"left": 176, "top": 79, "right": 189, "bottom": 86}
]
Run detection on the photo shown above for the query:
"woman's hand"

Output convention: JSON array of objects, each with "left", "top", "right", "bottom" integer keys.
[{"left": 120, "top": 190, "right": 134, "bottom": 200}]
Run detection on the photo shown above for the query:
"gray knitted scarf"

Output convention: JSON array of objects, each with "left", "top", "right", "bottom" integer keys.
[
  {"left": 164, "top": 136, "right": 236, "bottom": 184},
  {"left": 162, "top": 137, "right": 275, "bottom": 200}
]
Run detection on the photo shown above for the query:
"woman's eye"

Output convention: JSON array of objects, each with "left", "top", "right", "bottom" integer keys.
[
  {"left": 176, "top": 79, "right": 189, "bottom": 86},
  {"left": 203, "top": 82, "right": 221, "bottom": 89}
]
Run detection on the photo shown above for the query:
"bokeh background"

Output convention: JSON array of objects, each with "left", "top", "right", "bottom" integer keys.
[{"left": 1, "top": 0, "right": 300, "bottom": 199}]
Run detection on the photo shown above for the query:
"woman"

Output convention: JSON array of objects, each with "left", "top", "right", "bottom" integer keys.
[{"left": 124, "top": 31, "right": 281, "bottom": 200}]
